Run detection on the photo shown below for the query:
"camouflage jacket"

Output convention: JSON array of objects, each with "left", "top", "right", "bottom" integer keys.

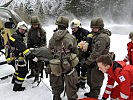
[
  {"left": 49, "top": 29, "right": 78, "bottom": 58},
  {"left": 86, "top": 28, "right": 111, "bottom": 65},
  {"left": 27, "top": 27, "right": 46, "bottom": 48}
]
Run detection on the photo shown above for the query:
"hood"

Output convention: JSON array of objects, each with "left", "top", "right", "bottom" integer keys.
[
  {"left": 99, "top": 28, "right": 112, "bottom": 36},
  {"left": 53, "top": 30, "right": 68, "bottom": 40}
]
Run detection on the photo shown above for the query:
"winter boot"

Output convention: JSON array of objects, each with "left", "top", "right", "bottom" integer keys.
[{"left": 13, "top": 83, "right": 25, "bottom": 92}]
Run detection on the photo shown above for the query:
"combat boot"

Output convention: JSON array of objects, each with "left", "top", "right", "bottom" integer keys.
[{"left": 13, "top": 83, "right": 26, "bottom": 91}]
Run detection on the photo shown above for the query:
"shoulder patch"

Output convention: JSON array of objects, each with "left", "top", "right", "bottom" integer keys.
[{"left": 119, "top": 75, "right": 126, "bottom": 82}]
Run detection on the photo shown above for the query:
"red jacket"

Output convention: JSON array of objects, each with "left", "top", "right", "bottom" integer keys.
[
  {"left": 103, "top": 61, "right": 133, "bottom": 100},
  {"left": 124, "top": 42, "right": 133, "bottom": 65}
]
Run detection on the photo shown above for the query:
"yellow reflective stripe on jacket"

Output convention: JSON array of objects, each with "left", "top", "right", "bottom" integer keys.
[
  {"left": 23, "top": 49, "right": 30, "bottom": 55},
  {"left": 16, "top": 76, "right": 25, "bottom": 81},
  {"left": 6, "top": 57, "right": 15, "bottom": 61},
  {"left": 87, "top": 34, "right": 93, "bottom": 37},
  {"left": 18, "top": 57, "right": 24, "bottom": 60},
  {"left": 15, "top": 72, "right": 19, "bottom": 75},
  {"left": 10, "top": 37, "right": 15, "bottom": 42}
]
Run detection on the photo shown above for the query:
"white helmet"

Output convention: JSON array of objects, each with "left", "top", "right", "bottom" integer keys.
[
  {"left": 70, "top": 19, "right": 81, "bottom": 28},
  {"left": 16, "top": 21, "right": 28, "bottom": 30}
]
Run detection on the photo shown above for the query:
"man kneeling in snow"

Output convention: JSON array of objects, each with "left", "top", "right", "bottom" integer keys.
[{"left": 96, "top": 55, "right": 133, "bottom": 100}]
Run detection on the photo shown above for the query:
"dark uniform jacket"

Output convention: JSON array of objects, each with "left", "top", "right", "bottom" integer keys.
[
  {"left": 7, "top": 30, "right": 34, "bottom": 61},
  {"left": 27, "top": 27, "right": 46, "bottom": 48},
  {"left": 72, "top": 28, "right": 91, "bottom": 44}
]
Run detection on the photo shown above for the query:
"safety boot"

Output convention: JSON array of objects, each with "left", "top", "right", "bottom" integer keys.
[{"left": 13, "top": 83, "right": 26, "bottom": 91}]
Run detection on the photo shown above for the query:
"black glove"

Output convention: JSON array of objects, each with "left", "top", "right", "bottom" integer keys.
[{"left": 102, "top": 97, "right": 107, "bottom": 100}]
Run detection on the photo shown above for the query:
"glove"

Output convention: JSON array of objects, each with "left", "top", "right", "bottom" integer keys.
[
  {"left": 32, "top": 57, "right": 38, "bottom": 62},
  {"left": 82, "top": 42, "right": 88, "bottom": 52}
]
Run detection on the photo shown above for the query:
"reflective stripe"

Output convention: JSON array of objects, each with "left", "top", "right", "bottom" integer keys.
[
  {"left": 120, "top": 92, "right": 129, "bottom": 99},
  {"left": 80, "top": 76, "right": 87, "bottom": 80},
  {"left": 23, "top": 49, "right": 30, "bottom": 55},
  {"left": 105, "top": 90, "right": 111, "bottom": 94},
  {"left": 15, "top": 80, "right": 23, "bottom": 84},
  {"left": 6, "top": 57, "right": 14, "bottom": 61},
  {"left": 15, "top": 72, "right": 19, "bottom": 75},
  {"left": 106, "top": 85, "right": 113, "bottom": 89},
  {"left": 87, "top": 34, "right": 93, "bottom": 37},
  {"left": 10, "top": 37, "right": 15, "bottom": 42},
  {"left": 16, "top": 76, "right": 25, "bottom": 81}
]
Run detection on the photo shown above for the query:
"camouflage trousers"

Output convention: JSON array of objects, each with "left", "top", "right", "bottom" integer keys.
[{"left": 50, "top": 69, "right": 78, "bottom": 100}]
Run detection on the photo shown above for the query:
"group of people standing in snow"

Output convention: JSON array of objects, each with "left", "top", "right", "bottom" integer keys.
[{"left": 4, "top": 14, "right": 133, "bottom": 100}]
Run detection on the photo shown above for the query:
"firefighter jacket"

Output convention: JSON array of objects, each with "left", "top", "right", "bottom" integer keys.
[
  {"left": 72, "top": 28, "right": 91, "bottom": 44},
  {"left": 6, "top": 30, "right": 34, "bottom": 62},
  {"left": 27, "top": 26, "right": 46, "bottom": 48},
  {"left": 86, "top": 28, "right": 111, "bottom": 65},
  {"left": 103, "top": 61, "right": 133, "bottom": 100},
  {"left": 72, "top": 28, "right": 92, "bottom": 60},
  {"left": 125, "top": 41, "right": 133, "bottom": 65}
]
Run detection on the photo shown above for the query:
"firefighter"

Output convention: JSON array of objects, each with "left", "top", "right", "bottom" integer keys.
[
  {"left": 96, "top": 55, "right": 133, "bottom": 100},
  {"left": 7, "top": 21, "right": 38, "bottom": 91},
  {"left": 70, "top": 19, "right": 92, "bottom": 89},
  {"left": 27, "top": 16, "right": 47, "bottom": 81}
]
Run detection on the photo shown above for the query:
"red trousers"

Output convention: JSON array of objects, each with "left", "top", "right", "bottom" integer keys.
[{"left": 110, "top": 85, "right": 133, "bottom": 100}]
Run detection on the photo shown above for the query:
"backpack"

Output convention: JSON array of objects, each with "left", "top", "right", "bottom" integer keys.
[{"left": 49, "top": 43, "right": 79, "bottom": 76}]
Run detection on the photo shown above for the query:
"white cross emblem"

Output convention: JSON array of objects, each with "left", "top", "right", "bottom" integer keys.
[{"left": 119, "top": 75, "right": 126, "bottom": 82}]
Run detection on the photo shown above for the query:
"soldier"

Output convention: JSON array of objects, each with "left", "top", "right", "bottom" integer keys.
[
  {"left": 27, "top": 16, "right": 47, "bottom": 81},
  {"left": 7, "top": 21, "right": 38, "bottom": 91},
  {"left": 70, "top": 19, "right": 92, "bottom": 89},
  {"left": 48, "top": 16, "right": 79, "bottom": 100},
  {"left": 84, "top": 17, "right": 111, "bottom": 98}
]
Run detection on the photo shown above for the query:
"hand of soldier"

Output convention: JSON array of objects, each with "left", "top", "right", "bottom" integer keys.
[
  {"left": 32, "top": 57, "right": 38, "bottom": 62},
  {"left": 82, "top": 42, "right": 88, "bottom": 52}
]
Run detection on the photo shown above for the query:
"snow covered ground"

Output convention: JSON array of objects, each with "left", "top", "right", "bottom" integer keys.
[{"left": 0, "top": 24, "right": 132, "bottom": 100}]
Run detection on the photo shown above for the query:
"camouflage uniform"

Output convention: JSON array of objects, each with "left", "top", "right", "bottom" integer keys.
[
  {"left": 85, "top": 18, "right": 111, "bottom": 98},
  {"left": 27, "top": 16, "right": 46, "bottom": 81},
  {"left": 49, "top": 16, "right": 78, "bottom": 100}
]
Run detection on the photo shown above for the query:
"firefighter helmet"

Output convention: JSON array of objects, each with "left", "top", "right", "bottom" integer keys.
[
  {"left": 16, "top": 21, "right": 28, "bottom": 30},
  {"left": 70, "top": 19, "right": 81, "bottom": 28}
]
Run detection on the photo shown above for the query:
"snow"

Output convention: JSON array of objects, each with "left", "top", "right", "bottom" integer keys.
[{"left": 0, "top": 24, "right": 133, "bottom": 100}]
